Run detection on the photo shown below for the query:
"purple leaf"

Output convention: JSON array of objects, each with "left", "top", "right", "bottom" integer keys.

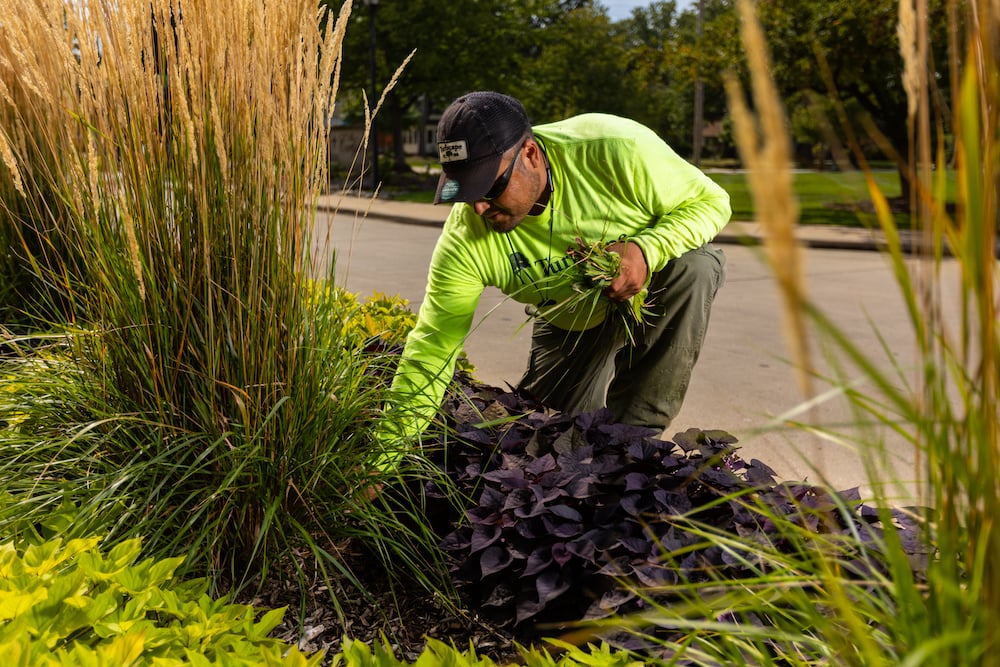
[
  {"left": 577, "top": 527, "right": 618, "bottom": 552},
  {"left": 552, "top": 425, "right": 587, "bottom": 454},
  {"left": 654, "top": 489, "right": 693, "bottom": 514},
  {"left": 558, "top": 445, "right": 595, "bottom": 470},
  {"left": 700, "top": 468, "right": 742, "bottom": 489},
  {"left": 525, "top": 432, "right": 544, "bottom": 458},
  {"left": 589, "top": 454, "right": 626, "bottom": 476},
  {"left": 564, "top": 538, "right": 597, "bottom": 565},
  {"left": 523, "top": 546, "right": 553, "bottom": 576},
  {"left": 515, "top": 598, "right": 548, "bottom": 625},
  {"left": 653, "top": 526, "right": 685, "bottom": 552},
  {"left": 531, "top": 483, "right": 567, "bottom": 504},
  {"left": 618, "top": 535, "right": 651, "bottom": 556},
  {"left": 438, "top": 529, "right": 471, "bottom": 552},
  {"left": 747, "top": 458, "right": 778, "bottom": 485},
  {"left": 466, "top": 506, "right": 500, "bottom": 525},
  {"left": 626, "top": 440, "right": 663, "bottom": 461},
  {"left": 547, "top": 504, "right": 583, "bottom": 521},
  {"left": 633, "top": 563, "right": 676, "bottom": 586},
  {"left": 502, "top": 488, "right": 533, "bottom": 513},
  {"left": 478, "top": 486, "right": 508, "bottom": 513},
  {"left": 470, "top": 523, "right": 502, "bottom": 553},
  {"left": 837, "top": 486, "right": 862, "bottom": 503},
  {"left": 455, "top": 426, "right": 495, "bottom": 445},
  {"left": 535, "top": 567, "right": 571, "bottom": 604},
  {"left": 565, "top": 475, "right": 598, "bottom": 497},
  {"left": 480, "top": 545, "right": 513, "bottom": 577},
  {"left": 672, "top": 428, "right": 702, "bottom": 452},
  {"left": 483, "top": 467, "right": 529, "bottom": 489},
  {"left": 624, "top": 472, "right": 649, "bottom": 492},
  {"left": 551, "top": 541, "right": 572, "bottom": 567},
  {"left": 573, "top": 409, "right": 615, "bottom": 433},
  {"left": 600, "top": 421, "right": 662, "bottom": 445},
  {"left": 597, "top": 557, "right": 633, "bottom": 577},
  {"left": 526, "top": 453, "right": 558, "bottom": 477},
  {"left": 543, "top": 517, "right": 583, "bottom": 538},
  {"left": 620, "top": 494, "right": 646, "bottom": 516},
  {"left": 515, "top": 519, "right": 541, "bottom": 539},
  {"left": 536, "top": 471, "right": 580, "bottom": 490},
  {"left": 514, "top": 500, "right": 548, "bottom": 519},
  {"left": 595, "top": 589, "right": 637, "bottom": 612}
]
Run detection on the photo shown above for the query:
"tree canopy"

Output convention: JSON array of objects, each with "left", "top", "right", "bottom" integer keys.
[{"left": 325, "top": 0, "right": 953, "bottom": 184}]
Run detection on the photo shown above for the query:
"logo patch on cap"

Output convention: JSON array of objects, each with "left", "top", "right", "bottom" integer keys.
[
  {"left": 438, "top": 140, "right": 469, "bottom": 163},
  {"left": 439, "top": 179, "right": 461, "bottom": 201}
]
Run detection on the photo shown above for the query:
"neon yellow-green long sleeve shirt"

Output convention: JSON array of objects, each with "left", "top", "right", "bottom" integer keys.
[{"left": 380, "top": 113, "right": 731, "bottom": 450}]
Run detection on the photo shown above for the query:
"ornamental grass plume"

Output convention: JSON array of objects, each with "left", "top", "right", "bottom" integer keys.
[
  {"left": 0, "top": 0, "right": 451, "bottom": 602},
  {"left": 723, "top": 0, "right": 811, "bottom": 400}
]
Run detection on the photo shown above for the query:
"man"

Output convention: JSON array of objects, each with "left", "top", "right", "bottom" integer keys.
[{"left": 377, "top": 91, "right": 729, "bottom": 463}]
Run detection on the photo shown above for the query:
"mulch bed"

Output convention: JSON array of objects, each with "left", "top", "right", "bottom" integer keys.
[{"left": 244, "top": 542, "right": 523, "bottom": 664}]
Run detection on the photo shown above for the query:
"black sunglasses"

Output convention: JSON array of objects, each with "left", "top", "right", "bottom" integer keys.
[{"left": 482, "top": 140, "right": 526, "bottom": 201}]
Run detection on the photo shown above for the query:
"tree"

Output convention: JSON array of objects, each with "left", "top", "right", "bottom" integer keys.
[
  {"left": 326, "top": 0, "right": 599, "bottom": 174},
  {"left": 610, "top": 0, "right": 736, "bottom": 157},
  {"left": 509, "top": 5, "right": 632, "bottom": 122},
  {"left": 750, "top": 0, "right": 952, "bottom": 202}
]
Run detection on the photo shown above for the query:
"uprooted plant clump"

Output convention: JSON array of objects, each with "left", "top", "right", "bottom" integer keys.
[{"left": 411, "top": 373, "right": 929, "bottom": 650}]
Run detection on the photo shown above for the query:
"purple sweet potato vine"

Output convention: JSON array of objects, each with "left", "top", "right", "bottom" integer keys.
[{"left": 413, "top": 375, "right": 925, "bottom": 636}]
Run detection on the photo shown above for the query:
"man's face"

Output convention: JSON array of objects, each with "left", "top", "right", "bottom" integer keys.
[{"left": 469, "top": 141, "right": 543, "bottom": 233}]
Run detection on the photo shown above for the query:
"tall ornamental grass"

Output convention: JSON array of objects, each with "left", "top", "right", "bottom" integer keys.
[
  {"left": 561, "top": 0, "right": 998, "bottom": 664},
  {"left": 0, "top": 0, "right": 449, "bottom": 598}
]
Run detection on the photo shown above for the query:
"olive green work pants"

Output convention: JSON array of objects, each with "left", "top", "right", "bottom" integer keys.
[{"left": 517, "top": 244, "right": 726, "bottom": 430}]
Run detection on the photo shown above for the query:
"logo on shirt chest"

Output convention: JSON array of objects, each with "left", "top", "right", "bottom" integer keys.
[{"left": 507, "top": 251, "right": 574, "bottom": 278}]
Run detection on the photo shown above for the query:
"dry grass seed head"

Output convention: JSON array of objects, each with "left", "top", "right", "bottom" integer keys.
[
  {"left": 728, "top": 0, "right": 812, "bottom": 398},
  {"left": 0, "top": 128, "right": 25, "bottom": 197}
]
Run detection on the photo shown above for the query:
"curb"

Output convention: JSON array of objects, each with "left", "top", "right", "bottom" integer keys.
[{"left": 318, "top": 197, "right": 943, "bottom": 255}]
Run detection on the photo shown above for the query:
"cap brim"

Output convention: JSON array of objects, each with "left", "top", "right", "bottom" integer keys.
[{"left": 433, "top": 155, "right": 502, "bottom": 204}]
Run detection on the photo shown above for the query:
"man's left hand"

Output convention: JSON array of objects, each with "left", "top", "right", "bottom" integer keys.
[{"left": 605, "top": 241, "right": 648, "bottom": 301}]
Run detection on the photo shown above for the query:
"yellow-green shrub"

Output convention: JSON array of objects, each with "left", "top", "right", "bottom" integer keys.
[{"left": 0, "top": 535, "right": 321, "bottom": 666}]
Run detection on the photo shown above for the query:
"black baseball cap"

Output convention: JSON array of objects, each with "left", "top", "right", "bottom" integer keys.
[{"left": 434, "top": 92, "right": 531, "bottom": 204}]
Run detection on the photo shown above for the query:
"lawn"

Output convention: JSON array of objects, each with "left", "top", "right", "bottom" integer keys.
[{"left": 708, "top": 169, "right": 912, "bottom": 227}]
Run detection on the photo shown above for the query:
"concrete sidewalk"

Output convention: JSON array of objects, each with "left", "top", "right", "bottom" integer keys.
[{"left": 317, "top": 192, "right": 920, "bottom": 253}]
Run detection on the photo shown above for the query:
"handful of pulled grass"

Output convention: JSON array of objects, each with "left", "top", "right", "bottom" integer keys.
[{"left": 538, "top": 236, "right": 653, "bottom": 345}]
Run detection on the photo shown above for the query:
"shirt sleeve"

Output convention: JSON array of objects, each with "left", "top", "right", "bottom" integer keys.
[
  {"left": 627, "top": 137, "right": 732, "bottom": 272},
  {"left": 375, "top": 214, "right": 485, "bottom": 459}
]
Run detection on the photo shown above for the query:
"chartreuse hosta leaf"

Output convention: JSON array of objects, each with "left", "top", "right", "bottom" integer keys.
[{"left": 0, "top": 535, "right": 322, "bottom": 665}]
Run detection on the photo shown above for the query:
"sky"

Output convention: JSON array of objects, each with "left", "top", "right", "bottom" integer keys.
[{"left": 601, "top": 0, "right": 695, "bottom": 22}]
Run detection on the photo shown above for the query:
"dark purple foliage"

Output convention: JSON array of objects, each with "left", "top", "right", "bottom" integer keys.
[{"left": 410, "top": 374, "right": 929, "bottom": 637}]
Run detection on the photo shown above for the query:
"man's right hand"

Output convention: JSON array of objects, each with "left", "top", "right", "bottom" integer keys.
[{"left": 605, "top": 240, "right": 649, "bottom": 302}]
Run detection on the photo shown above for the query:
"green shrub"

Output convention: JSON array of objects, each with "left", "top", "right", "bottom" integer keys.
[{"left": 0, "top": 535, "right": 321, "bottom": 666}]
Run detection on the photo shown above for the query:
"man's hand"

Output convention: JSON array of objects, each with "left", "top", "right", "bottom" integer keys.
[{"left": 605, "top": 241, "right": 648, "bottom": 302}]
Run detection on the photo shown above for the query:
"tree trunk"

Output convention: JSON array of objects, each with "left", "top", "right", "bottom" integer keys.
[
  {"left": 691, "top": 0, "right": 705, "bottom": 166},
  {"left": 389, "top": 91, "right": 410, "bottom": 173}
]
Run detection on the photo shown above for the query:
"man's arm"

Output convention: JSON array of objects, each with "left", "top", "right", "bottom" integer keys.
[
  {"left": 627, "top": 138, "right": 732, "bottom": 272},
  {"left": 373, "top": 220, "right": 485, "bottom": 468}
]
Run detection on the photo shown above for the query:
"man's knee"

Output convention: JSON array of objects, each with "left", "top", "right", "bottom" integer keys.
[{"left": 649, "top": 245, "right": 726, "bottom": 301}]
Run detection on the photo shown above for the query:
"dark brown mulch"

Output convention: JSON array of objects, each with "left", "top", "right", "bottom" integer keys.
[{"left": 240, "top": 543, "right": 524, "bottom": 665}]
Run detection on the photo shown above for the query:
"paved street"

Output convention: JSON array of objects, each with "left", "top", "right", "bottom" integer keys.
[{"left": 316, "top": 204, "right": 942, "bottom": 505}]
